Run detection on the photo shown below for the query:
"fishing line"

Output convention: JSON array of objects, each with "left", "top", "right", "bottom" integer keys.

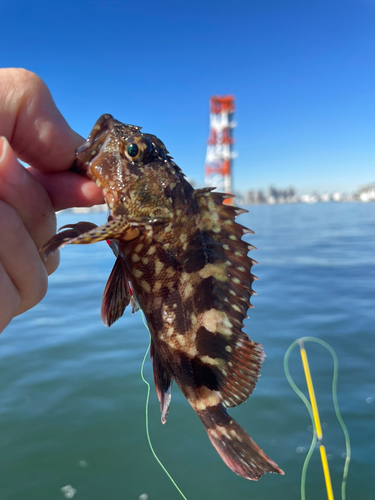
[
  {"left": 140, "top": 311, "right": 188, "bottom": 500},
  {"left": 284, "top": 336, "right": 351, "bottom": 500}
]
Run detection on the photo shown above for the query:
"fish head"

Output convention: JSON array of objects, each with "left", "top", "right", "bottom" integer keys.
[{"left": 74, "top": 114, "right": 182, "bottom": 220}]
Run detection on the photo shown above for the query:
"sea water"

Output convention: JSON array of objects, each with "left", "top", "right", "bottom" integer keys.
[{"left": 0, "top": 202, "right": 374, "bottom": 500}]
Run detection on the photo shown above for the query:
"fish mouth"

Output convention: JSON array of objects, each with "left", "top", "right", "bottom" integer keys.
[{"left": 70, "top": 114, "right": 116, "bottom": 176}]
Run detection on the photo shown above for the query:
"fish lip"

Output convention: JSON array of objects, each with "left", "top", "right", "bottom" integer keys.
[
  {"left": 77, "top": 114, "right": 114, "bottom": 154},
  {"left": 70, "top": 114, "right": 116, "bottom": 176},
  {"left": 70, "top": 157, "right": 89, "bottom": 176}
]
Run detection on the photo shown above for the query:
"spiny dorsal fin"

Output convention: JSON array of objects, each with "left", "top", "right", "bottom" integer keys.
[{"left": 188, "top": 189, "right": 261, "bottom": 406}]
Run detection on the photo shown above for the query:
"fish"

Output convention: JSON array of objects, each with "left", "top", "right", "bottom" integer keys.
[{"left": 42, "top": 114, "right": 284, "bottom": 481}]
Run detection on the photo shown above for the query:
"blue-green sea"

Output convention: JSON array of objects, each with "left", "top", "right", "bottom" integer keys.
[{"left": 1, "top": 202, "right": 374, "bottom": 500}]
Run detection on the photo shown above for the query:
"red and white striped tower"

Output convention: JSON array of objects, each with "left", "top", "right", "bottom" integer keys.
[{"left": 204, "top": 95, "right": 237, "bottom": 201}]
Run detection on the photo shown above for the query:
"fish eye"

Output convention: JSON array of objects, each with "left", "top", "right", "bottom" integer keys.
[
  {"left": 123, "top": 136, "right": 152, "bottom": 162},
  {"left": 127, "top": 143, "right": 139, "bottom": 158}
]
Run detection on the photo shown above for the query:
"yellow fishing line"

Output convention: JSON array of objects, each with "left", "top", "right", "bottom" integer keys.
[
  {"left": 298, "top": 340, "right": 334, "bottom": 499},
  {"left": 140, "top": 311, "right": 188, "bottom": 500},
  {"left": 320, "top": 445, "right": 334, "bottom": 500},
  {"left": 284, "top": 337, "right": 351, "bottom": 500},
  {"left": 299, "top": 344, "right": 323, "bottom": 440}
]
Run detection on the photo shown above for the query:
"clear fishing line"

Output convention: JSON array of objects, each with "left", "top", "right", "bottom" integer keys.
[
  {"left": 284, "top": 336, "right": 351, "bottom": 500},
  {"left": 140, "top": 311, "right": 188, "bottom": 500}
]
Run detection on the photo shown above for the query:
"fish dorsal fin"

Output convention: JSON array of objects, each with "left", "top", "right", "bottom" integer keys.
[
  {"left": 187, "top": 189, "right": 262, "bottom": 407},
  {"left": 193, "top": 188, "right": 257, "bottom": 316},
  {"left": 101, "top": 256, "right": 131, "bottom": 327}
]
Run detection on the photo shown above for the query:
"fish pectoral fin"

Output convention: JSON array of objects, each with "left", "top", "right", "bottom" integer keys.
[
  {"left": 197, "top": 404, "right": 284, "bottom": 480},
  {"left": 59, "top": 221, "right": 99, "bottom": 233},
  {"left": 150, "top": 340, "right": 173, "bottom": 424},
  {"left": 41, "top": 221, "right": 99, "bottom": 259},
  {"left": 128, "top": 216, "right": 169, "bottom": 226},
  {"left": 41, "top": 219, "right": 140, "bottom": 259},
  {"left": 101, "top": 256, "right": 131, "bottom": 327}
]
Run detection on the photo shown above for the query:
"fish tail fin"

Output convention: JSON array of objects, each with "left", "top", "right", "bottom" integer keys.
[{"left": 197, "top": 405, "right": 284, "bottom": 480}]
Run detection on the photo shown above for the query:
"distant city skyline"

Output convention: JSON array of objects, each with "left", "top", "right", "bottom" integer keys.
[
  {"left": 188, "top": 176, "right": 374, "bottom": 198},
  {"left": 2, "top": 0, "right": 375, "bottom": 194},
  {"left": 67, "top": 182, "right": 375, "bottom": 214},
  {"left": 238, "top": 182, "right": 375, "bottom": 204}
]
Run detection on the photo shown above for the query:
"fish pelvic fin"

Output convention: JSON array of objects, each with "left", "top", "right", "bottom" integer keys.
[
  {"left": 150, "top": 340, "right": 173, "bottom": 424},
  {"left": 101, "top": 256, "right": 131, "bottom": 327},
  {"left": 197, "top": 404, "right": 284, "bottom": 480}
]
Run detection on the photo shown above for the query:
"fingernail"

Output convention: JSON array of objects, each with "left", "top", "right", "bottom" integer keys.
[
  {"left": 0, "top": 136, "right": 27, "bottom": 186},
  {"left": 0, "top": 136, "right": 7, "bottom": 163}
]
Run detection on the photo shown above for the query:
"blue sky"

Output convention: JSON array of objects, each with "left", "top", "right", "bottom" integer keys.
[{"left": 2, "top": 0, "right": 375, "bottom": 194}]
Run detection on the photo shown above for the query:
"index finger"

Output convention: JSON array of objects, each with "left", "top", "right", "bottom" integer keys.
[{"left": 0, "top": 68, "right": 83, "bottom": 172}]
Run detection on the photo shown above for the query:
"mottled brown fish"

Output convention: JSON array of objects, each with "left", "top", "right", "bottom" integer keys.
[{"left": 42, "top": 114, "right": 284, "bottom": 481}]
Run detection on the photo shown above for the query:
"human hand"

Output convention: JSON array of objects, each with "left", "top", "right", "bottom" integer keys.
[{"left": 0, "top": 68, "right": 104, "bottom": 332}]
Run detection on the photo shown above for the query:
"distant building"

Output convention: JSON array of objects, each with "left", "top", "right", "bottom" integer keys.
[
  {"left": 240, "top": 183, "right": 374, "bottom": 205},
  {"left": 356, "top": 183, "right": 375, "bottom": 202}
]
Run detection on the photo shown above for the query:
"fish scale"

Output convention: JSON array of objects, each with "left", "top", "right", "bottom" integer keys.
[{"left": 42, "top": 114, "right": 284, "bottom": 481}]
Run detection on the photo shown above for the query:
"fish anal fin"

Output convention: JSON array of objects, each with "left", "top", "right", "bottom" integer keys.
[
  {"left": 130, "top": 296, "right": 140, "bottom": 314},
  {"left": 160, "top": 384, "right": 172, "bottom": 424},
  {"left": 197, "top": 404, "right": 284, "bottom": 480},
  {"left": 101, "top": 256, "right": 131, "bottom": 327},
  {"left": 151, "top": 341, "right": 173, "bottom": 424}
]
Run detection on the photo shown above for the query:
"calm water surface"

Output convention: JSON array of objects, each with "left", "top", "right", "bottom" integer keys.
[{"left": 1, "top": 202, "right": 374, "bottom": 500}]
